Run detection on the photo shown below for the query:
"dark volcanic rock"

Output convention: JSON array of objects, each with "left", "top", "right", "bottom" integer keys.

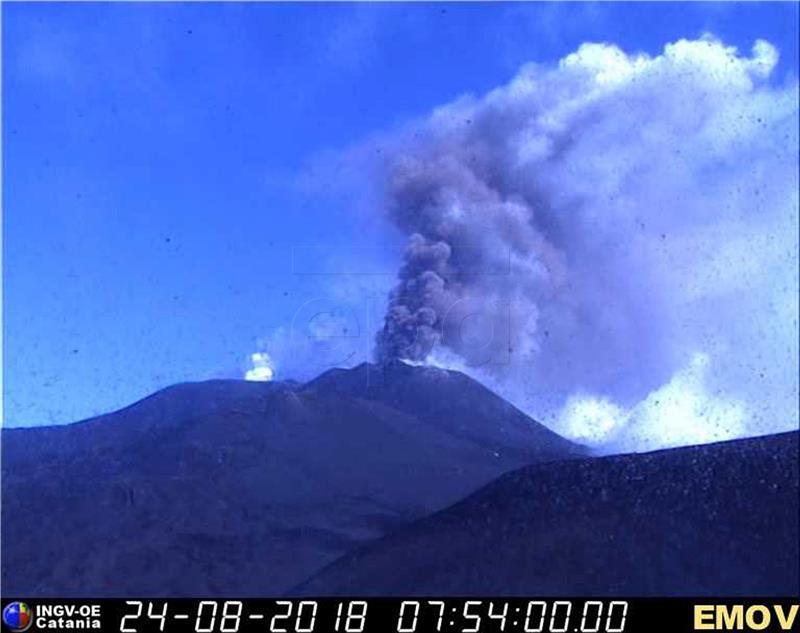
[
  {"left": 296, "top": 432, "right": 799, "bottom": 596},
  {"left": 1, "top": 363, "right": 584, "bottom": 596}
]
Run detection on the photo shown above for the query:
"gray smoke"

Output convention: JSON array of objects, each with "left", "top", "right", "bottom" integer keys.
[{"left": 372, "top": 37, "right": 798, "bottom": 450}]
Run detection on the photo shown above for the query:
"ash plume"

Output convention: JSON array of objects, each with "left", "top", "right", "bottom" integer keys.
[{"left": 372, "top": 37, "right": 799, "bottom": 450}]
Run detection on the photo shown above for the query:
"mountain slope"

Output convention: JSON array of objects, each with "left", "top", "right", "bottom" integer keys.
[
  {"left": 296, "top": 431, "right": 799, "bottom": 596},
  {"left": 1, "top": 363, "right": 584, "bottom": 596},
  {"left": 306, "top": 361, "right": 577, "bottom": 461}
]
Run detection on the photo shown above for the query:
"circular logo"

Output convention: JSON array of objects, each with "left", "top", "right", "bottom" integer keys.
[{"left": 2, "top": 602, "right": 32, "bottom": 632}]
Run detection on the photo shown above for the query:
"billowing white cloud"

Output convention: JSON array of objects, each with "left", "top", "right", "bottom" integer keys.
[
  {"left": 244, "top": 351, "right": 275, "bottom": 382},
  {"left": 247, "top": 303, "right": 370, "bottom": 383},
  {"left": 559, "top": 353, "right": 747, "bottom": 451},
  {"left": 364, "top": 36, "right": 798, "bottom": 451}
]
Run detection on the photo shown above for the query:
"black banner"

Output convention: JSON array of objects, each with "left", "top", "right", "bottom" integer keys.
[{"left": 1, "top": 598, "right": 798, "bottom": 633}]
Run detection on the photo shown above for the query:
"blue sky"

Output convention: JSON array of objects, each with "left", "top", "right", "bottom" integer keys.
[{"left": 4, "top": 2, "right": 798, "bottom": 427}]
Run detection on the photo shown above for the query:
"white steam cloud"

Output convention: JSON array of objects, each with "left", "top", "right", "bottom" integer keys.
[
  {"left": 369, "top": 36, "right": 798, "bottom": 451},
  {"left": 245, "top": 351, "right": 275, "bottom": 382},
  {"left": 246, "top": 303, "right": 369, "bottom": 383}
]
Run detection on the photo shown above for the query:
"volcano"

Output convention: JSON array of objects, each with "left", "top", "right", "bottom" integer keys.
[{"left": 1, "top": 362, "right": 584, "bottom": 596}]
